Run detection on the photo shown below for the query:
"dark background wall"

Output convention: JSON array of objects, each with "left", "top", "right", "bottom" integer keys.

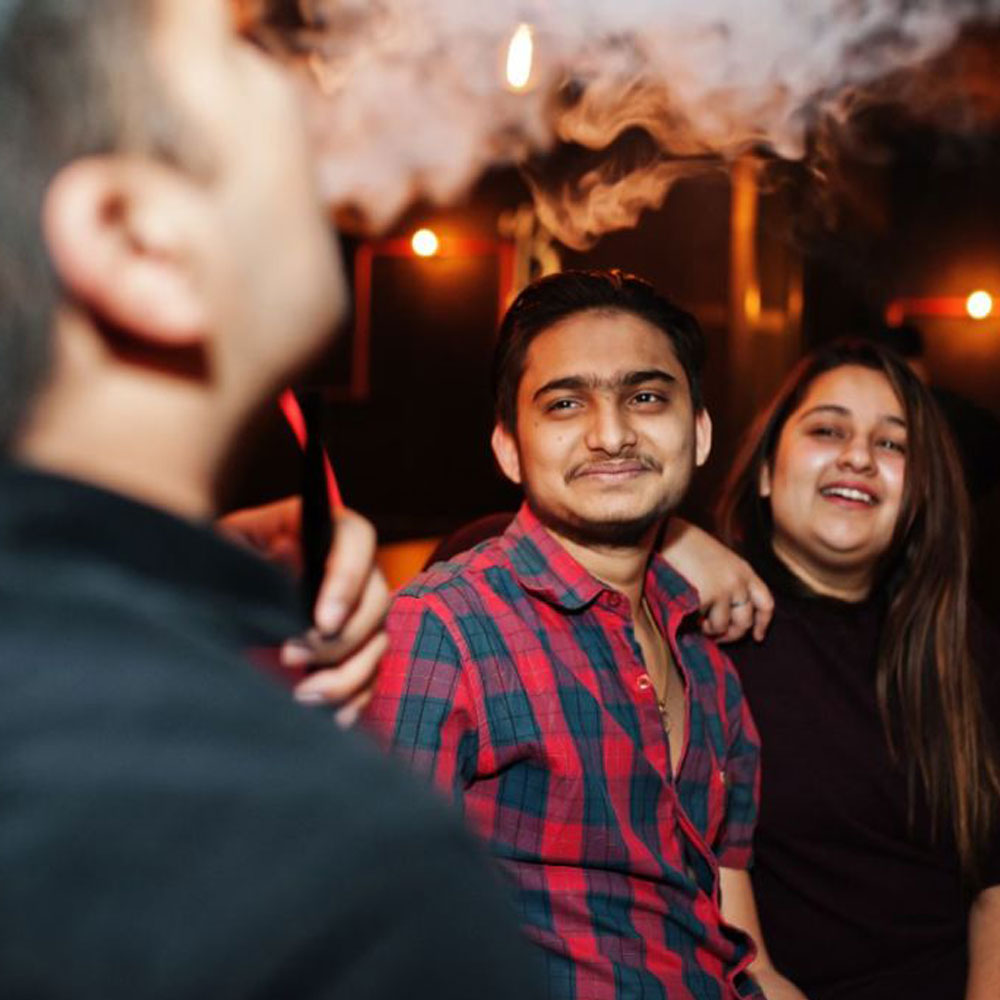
[{"left": 223, "top": 134, "right": 1000, "bottom": 609}]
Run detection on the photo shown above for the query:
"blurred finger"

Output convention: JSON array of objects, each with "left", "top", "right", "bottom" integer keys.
[
  {"left": 701, "top": 599, "right": 732, "bottom": 638},
  {"left": 313, "top": 508, "right": 377, "bottom": 635},
  {"left": 334, "top": 687, "right": 374, "bottom": 729},
  {"left": 218, "top": 496, "right": 301, "bottom": 552},
  {"left": 290, "top": 565, "right": 389, "bottom": 666},
  {"left": 293, "top": 632, "right": 389, "bottom": 708},
  {"left": 718, "top": 597, "right": 755, "bottom": 643}
]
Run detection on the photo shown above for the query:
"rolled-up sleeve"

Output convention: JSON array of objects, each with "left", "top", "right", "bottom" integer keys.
[{"left": 714, "top": 666, "right": 761, "bottom": 870}]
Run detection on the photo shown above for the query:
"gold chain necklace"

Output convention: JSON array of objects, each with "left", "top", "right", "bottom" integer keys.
[{"left": 641, "top": 598, "right": 670, "bottom": 733}]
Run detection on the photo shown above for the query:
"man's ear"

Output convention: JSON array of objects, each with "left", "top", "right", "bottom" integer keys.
[
  {"left": 42, "top": 156, "right": 210, "bottom": 348},
  {"left": 490, "top": 422, "right": 522, "bottom": 485},
  {"left": 758, "top": 462, "right": 772, "bottom": 498},
  {"left": 694, "top": 408, "right": 713, "bottom": 468}
]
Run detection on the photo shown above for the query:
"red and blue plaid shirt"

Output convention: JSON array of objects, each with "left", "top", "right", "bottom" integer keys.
[{"left": 366, "top": 505, "right": 762, "bottom": 999}]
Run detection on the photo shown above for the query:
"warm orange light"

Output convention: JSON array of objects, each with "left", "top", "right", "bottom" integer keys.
[
  {"left": 411, "top": 228, "right": 440, "bottom": 258},
  {"left": 505, "top": 24, "right": 534, "bottom": 91},
  {"left": 884, "top": 302, "right": 905, "bottom": 327},
  {"left": 966, "top": 290, "right": 994, "bottom": 320}
]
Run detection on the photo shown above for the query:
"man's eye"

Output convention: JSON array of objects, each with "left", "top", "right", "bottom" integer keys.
[
  {"left": 546, "top": 399, "right": 579, "bottom": 412},
  {"left": 632, "top": 391, "right": 665, "bottom": 406}
]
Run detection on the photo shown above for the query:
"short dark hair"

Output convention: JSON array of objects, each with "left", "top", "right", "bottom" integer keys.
[
  {"left": 0, "top": 0, "right": 191, "bottom": 451},
  {"left": 490, "top": 269, "right": 707, "bottom": 430}
]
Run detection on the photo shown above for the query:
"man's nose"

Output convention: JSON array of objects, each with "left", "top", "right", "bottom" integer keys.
[{"left": 584, "top": 401, "right": 638, "bottom": 454}]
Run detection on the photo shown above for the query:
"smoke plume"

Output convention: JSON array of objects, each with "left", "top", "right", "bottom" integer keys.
[{"left": 258, "top": 0, "right": 1000, "bottom": 247}]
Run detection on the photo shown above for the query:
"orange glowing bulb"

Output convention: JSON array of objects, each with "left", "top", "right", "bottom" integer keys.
[
  {"left": 506, "top": 24, "right": 534, "bottom": 91},
  {"left": 411, "top": 228, "right": 440, "bottom": 258},
  {"left": 966, "top": 290, "right": 994, "bottom": 320}
]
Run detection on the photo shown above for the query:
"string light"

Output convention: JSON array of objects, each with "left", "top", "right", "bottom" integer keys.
[
  {"left": 966, "top": 290, "right": 994, "bottom": 321},
  {"left": 411, "top": 228, "right": 440, "bottom": 258}
]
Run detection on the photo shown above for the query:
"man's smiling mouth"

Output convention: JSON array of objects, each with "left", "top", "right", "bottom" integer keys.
[{"left": 567, "top": 457, "right": 661, "bottom": 482}]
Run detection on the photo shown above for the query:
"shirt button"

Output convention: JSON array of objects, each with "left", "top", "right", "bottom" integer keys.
[
  {"left": 606, "top": 593, "right": 621, "bottom": 607},
  {"left": 636, "top": 673, "right": 653, "bottom": 691}
]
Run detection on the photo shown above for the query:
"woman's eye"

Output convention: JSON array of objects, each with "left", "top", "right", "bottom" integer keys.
[
  {"left": 878, "top": 438, "right": 907, "bottom": 455},
  {"left": 808, "top": 424, "right": 843, "bottom": 439}
]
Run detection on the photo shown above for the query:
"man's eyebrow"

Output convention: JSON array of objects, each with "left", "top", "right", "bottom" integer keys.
[
  {"left": 798, "top": 404, "right": 907, "bottom": 428},
  {"left": 532, "top": 369, "right": 677, "bottom": 402}
]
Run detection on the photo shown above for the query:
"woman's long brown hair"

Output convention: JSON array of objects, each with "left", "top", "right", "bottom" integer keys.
[{"left": 717, "top": 339, "right": 1000, "bottom": 882}]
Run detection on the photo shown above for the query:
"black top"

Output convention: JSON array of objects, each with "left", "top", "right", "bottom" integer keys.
[
  {"left": 727, "top": 551, "right": 1000, "bottom": 1000},
  {"left": 0, "top": 462, "right": 543, "bottom": 1000}
]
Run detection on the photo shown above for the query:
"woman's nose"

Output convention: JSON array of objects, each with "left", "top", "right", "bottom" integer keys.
[{"left": 836, "top": 436, "right": 876, "bottom": 473}]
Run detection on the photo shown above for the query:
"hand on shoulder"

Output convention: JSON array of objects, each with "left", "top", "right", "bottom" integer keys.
[{"left": 660, "top": 518, "right": 774, "bottom": 644}]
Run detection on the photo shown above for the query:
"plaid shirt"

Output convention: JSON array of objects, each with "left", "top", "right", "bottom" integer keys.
[{"left": 366, "top": 505, "right": 762, "bottom": 1000}]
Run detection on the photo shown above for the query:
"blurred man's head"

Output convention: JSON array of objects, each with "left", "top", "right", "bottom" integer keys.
[{"left": 1, "top": 0, "right": 345, "bottom": 510}]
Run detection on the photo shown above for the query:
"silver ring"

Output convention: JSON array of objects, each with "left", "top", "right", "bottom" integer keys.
[{"left": 730, "top": 598, "right": 750, "bottom": 608}]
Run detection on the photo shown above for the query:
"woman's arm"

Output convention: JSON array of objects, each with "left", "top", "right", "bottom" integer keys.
[
  {"left": 719, "top": 867, "right": 810, "bottom": 1000},
  {"left": 661, "top": 519, "right": 774, "bottom": 642},
  {"left": 967, "top": 885, "right": 1000, "bottom": 1000}
]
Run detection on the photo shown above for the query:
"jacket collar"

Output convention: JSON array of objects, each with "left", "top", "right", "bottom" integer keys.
[{"left": 0, "top": 460, "right": 305, "bottom": 646}]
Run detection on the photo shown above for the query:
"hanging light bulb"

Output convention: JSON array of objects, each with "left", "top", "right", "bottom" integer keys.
[{"left": 505, "top": 24, "right": 534, "bottom": 91}]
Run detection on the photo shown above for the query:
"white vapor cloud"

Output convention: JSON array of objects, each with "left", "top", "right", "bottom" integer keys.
[{"left": 279, "top": 0, "right": 1000, "bottom": 246}]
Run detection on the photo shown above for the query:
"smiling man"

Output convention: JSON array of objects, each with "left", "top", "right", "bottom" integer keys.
[
  {"left": 0, "top": 1, "right": 542, "bottom": 997},
  {"left": 367, "top": 270, "right": 798, "bottom": 999}
]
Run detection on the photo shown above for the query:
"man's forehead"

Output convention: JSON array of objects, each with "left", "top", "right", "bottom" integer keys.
[{"left": 520, "top": 312, "right": 684, "bottom": 389}]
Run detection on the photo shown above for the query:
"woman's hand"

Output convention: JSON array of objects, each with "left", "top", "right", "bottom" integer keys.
[{"left": 660, "top": 519, "right": 774, "bottom": 643}]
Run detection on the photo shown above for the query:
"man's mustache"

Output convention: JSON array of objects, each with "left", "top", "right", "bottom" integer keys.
[{"left": 564, "top": 454, "right": 663, "bottom": 483}]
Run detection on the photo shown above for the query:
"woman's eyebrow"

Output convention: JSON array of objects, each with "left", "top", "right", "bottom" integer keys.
[
  {"left": 798, "top": 404, "right": 849, "bottom": 420},
  {"left": 797, "top": 404, "right": 906, "bottom": 428}
]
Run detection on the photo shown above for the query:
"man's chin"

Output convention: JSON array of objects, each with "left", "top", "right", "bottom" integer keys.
[{"left": 529, "top": 500, "right": 669, "bottom": 549}]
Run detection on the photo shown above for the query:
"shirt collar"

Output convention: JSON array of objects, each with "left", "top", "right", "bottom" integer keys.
[
  {"left": 499, "top": 502, "right": 700, "bottom": 619},
  {"left": 647, "top": 554, "right": 702, "bottom": 621}
]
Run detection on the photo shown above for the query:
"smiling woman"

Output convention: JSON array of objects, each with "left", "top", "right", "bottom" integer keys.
[
  {"left": 760, "top": 364, "right": 908, "bottom": 602},
  {"left": 716, "top": 339, "right": 1000, "bottom": 1000}
]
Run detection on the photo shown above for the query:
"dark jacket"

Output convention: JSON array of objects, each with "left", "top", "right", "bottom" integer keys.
[{"left": 0, "top": 462, "right": 542, "bottom": 1000}]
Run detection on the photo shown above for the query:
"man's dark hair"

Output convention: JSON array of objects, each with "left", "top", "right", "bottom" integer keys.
[
  {"left": 491, "top": 269, "right": 707, "bottom": 431},
  {"left": 0, "top": 0, "right": 191, "bottom": 451}
]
